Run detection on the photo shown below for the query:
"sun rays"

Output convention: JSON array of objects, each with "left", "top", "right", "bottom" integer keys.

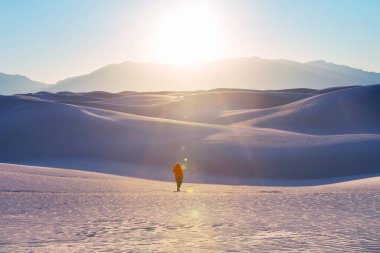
[{"left": 155, "top": 2, "right": 223, "bottom": 65}]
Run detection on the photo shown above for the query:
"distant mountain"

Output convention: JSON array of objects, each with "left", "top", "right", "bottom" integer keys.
[
  {"left": 2, "top": 57, "right": 380, "bottom": 95},
  {"left": 46, "top": 57, "right": 380, "bottom": 92},
  {"left": 0, "top": 73, "right": 47, "bottom": 95}
]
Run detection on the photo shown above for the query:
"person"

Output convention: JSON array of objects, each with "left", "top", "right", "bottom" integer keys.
[{"left": 172, "top": 163, "right": 183, "bottom": 191}]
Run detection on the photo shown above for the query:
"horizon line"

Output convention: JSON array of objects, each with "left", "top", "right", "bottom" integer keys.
[{"left": 1, "top": 55, "right": 379, "bottom": 85}]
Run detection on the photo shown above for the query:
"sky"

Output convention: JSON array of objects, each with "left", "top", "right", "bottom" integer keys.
[{"left": 0, "top": 0, "right": 379, "bottom": 84}]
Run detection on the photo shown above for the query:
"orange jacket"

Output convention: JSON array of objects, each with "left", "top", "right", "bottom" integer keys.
[{"left": 173, "top": 163, "right": 183, "bottom": 177}]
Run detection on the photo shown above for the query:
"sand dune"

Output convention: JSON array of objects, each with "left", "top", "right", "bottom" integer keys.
[
  {"left": 1, "top": 163, "right": 379, "bottom": 252},
  {"left": 235, "top": 85, "right": 380, "bottom": 134},
  {"left": 1, "top": 85, "right": 379, "bottom": 181},
  {"left": 26, "top": 90, "right": 312, "bottom": 124}
]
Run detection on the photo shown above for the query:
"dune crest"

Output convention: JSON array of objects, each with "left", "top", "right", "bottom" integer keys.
[{"left": 0, "top": 85, "right": 379, "bottom": 182}]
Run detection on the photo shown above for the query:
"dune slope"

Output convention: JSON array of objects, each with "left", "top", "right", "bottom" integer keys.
[
  {"left": 1, "top": 86, "right": 380, "bottom": 181},
  {"left": 235, "top": 85, "right": 380, "bottom": 134}
]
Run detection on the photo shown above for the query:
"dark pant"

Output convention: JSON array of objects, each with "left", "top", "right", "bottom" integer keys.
[{"left": 175, "top": 176, "right": 183, "bottom": 190}]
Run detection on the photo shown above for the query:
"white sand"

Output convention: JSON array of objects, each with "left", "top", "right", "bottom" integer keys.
[
  {"left": 1, "top": 163, "right": 379, "bottom": 252},
  {"left": 1, "top": 85, "right": 379, "bottom": 182}
]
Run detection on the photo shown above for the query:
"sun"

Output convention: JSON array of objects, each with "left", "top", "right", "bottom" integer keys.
[{"left": 155, "top": 3, "right": 222, "bottom": 65}]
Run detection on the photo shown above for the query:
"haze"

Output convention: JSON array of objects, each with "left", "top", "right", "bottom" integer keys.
[{"left": 0, "top": 0, "right": 379, "bottom": 87}]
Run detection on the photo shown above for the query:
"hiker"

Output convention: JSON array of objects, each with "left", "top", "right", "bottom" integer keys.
[{"left": 172, "top": 163, "right": 183, "bottom": 191}]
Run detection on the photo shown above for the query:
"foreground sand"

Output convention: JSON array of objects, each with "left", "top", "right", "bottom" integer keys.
[{"left": 1, "top": 163, "right": 379, "bottom": 252}]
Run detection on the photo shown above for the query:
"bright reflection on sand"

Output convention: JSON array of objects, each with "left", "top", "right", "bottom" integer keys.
[{"left": 191, "top": 210, "right": 200, "bottom": 218}]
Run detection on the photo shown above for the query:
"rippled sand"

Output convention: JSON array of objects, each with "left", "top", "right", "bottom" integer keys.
[{"left": 1, "top": 164, "right": 379, "bottom": 252}]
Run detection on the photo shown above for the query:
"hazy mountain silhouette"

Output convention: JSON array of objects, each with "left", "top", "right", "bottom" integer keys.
[
  {"left": 0, "top": 73, "right": 47, "bottom": 95},
  {"left": 46, "top": 57, "right": 380, "bottom": 92},
  {"left": 1, "top": 57, "right": 380, "bottom": 95}
]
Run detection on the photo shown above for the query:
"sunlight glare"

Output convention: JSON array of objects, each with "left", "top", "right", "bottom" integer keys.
[
  {"left": 156, "top": 3, "right": 222, "bottom": 64},
  {"left": 191, "top": 210, "right": 199, "bottom": 218}
]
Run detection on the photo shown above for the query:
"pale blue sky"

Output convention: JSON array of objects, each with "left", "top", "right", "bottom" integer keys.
[{"left": 0, "top": 0, "right": 379, "bottom": 83}]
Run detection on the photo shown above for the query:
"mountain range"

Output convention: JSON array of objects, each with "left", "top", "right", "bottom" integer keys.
[
  {"left": 1, "top": 57, "right": 380, "bottom": 95},
  {"left": 0, "top": 73, "right": 47, "bottom": 95}
]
